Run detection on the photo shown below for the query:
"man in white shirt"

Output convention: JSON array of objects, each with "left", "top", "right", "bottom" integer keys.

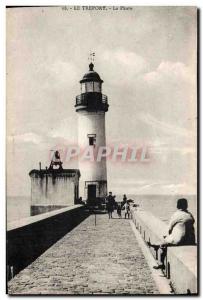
[{"left": 148, "top": 198, "right": 195, "bottom": 270}]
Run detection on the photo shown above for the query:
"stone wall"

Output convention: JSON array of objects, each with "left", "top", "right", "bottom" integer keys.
[
  {"left": 29, "top": 169, "right": 80, "bottom": 215},
  {"left": 131, "top": 209, "right": 198, "bottom": 294},
  {"left": 7, "top": 205, "right": 89, "bottom": 280}
]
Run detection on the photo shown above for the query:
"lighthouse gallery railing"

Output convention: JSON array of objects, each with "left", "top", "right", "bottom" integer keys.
[{"left": 75, "top": 93, "right": 108, "bottom": 111}]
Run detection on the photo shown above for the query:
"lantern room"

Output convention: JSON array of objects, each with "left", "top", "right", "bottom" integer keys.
[
  {"left": 80, "top": 62, "right": 103, "bottom": 93},
  {"left": 75, "top": 62, "right": 108, "bottom": 112}
]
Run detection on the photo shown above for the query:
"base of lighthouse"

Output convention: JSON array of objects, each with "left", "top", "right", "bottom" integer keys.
[{"left": 79, "top": 180, "right": 107, "bottom": 203}]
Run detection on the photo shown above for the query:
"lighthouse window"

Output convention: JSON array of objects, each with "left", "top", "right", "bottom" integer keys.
[
  {"left": 81, "top": 82, "right": 101, "bottom": 93},
  {"left": 86, "top": 82, "right": 94, "bottom": 92},
  {"left": 89, "top": 137, "right": 94, "bottom": 146},
  {"left": 94, "top": 82, "right": 101, "bottom": 92},
  {"left": 87, "top": 134, "right": 96, "bottom": 146},
  {"left": 81, "top": 83, "right": 86, "bottom": 93}
]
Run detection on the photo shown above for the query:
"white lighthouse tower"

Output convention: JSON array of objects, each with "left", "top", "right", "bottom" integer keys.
[{"left": 75, "top": 62, "right": 109, "bottom": 204}]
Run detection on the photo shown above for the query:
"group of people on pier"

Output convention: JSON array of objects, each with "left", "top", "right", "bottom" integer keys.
[{"left": 105, "top": 192, "right": 132, "bottom": 219}]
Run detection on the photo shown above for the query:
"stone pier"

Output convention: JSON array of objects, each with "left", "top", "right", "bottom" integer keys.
[{"left": 8, "top": 214, "right": 159, "bottom": 295}]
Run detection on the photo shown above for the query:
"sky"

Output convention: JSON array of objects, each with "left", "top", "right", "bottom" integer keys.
[{"left": 6, "top": 6, "right": 197, "bottom": 196}]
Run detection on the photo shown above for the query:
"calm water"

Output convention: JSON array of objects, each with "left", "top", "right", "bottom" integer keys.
[
  {"left": 7, "top": 196, "right": 30, "bottom": 223},
  {"left": 7, "top": 194, "right": 197, "bottom": 226}
]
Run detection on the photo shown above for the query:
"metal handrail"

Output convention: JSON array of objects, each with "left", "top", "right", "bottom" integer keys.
[{"left": 75, "top": 93, "right": 108, "bottom": 106}]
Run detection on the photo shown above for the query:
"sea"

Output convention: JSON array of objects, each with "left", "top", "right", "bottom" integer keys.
[
  {"left": 7, "top": 196, "right": 31, "bottom": 223},
  {"left": 7, "top": 194, "right": 197, "bottom": 226}
]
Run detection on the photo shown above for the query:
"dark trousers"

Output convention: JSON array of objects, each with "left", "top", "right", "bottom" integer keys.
[
  {"left": 125, "top": 212, "right": 130, "bottom": 219},
  {"left": 157, "top": 246, "right": 167, "bottom": 265},
  {"left": 108, "top": 211, "right": 113, "bottom": 218}
]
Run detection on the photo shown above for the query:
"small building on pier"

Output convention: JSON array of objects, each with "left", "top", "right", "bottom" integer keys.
[{"left": 29, "top": 162, "right": 80, "bottom": 216}]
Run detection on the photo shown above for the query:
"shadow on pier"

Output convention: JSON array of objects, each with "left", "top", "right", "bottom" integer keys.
[{"left": 7, "top": 205, "right": 90, "bottom": 281}]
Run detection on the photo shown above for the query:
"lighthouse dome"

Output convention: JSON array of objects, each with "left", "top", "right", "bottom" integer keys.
[{"left": 80, "top": 63, "right": 103, "bottom": 83}]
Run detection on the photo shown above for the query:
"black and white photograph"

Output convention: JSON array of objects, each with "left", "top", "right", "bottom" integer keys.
[{"left": 6, "top": 6, "right": 197, "bottom": 295}]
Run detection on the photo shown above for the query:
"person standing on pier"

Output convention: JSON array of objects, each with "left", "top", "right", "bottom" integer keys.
[
  {"left": 122, "top": 194, "right": 127, "bottom": 206},
  {"left": 148, "top": 198, "right": 195, "bottom": 270},
  {"left": 106, "top": 192, "right": 115, "bottom": 219},
  {"left": 123, "top": 201, "right": 131, "bottom": 219},
  {"left": 117, "top": 204, "right": 122, "bottom": 218}
]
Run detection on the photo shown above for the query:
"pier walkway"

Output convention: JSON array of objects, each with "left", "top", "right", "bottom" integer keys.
[{"left": 8, "top": 214, "right": 159, "bottom": 295}]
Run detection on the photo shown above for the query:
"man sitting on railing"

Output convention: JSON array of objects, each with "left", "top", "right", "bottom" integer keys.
[{"left": 148, "top": 198, "right": 195, "bottom": 270}]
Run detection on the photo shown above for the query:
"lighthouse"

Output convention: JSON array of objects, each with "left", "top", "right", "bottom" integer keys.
[{"left": 75, "top": 62, "right": 109, "bottom": 204}]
